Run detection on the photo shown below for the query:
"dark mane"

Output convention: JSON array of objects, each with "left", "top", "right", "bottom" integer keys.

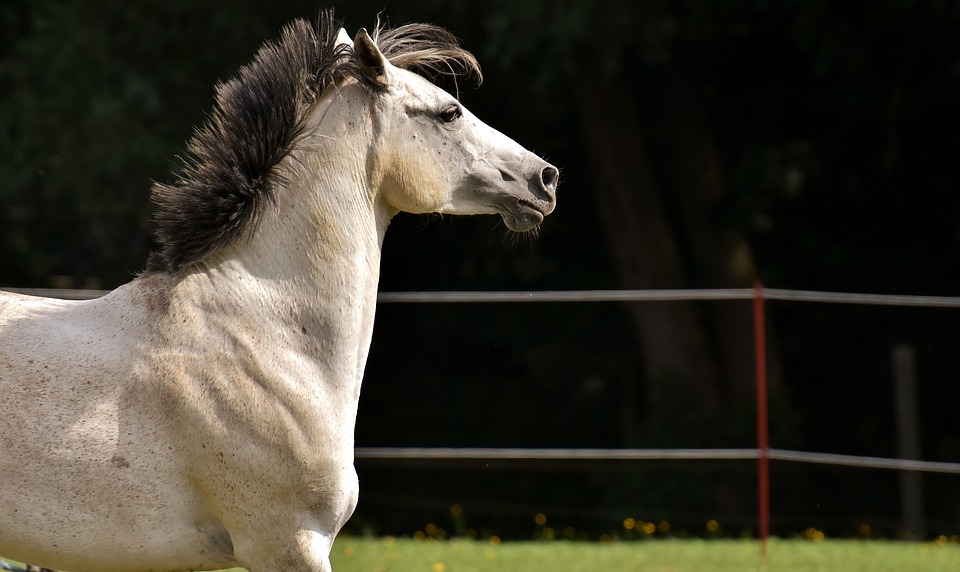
[{"left": 147, "top": 10, "right": 480, "bottom": 273}]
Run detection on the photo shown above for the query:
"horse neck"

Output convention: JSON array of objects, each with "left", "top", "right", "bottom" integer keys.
[{"left": 164, "top": 112, "right": 391, "bottom": 394}]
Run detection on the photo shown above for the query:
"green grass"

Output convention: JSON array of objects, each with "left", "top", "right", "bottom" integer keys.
[
  {"left": 325, "top": 537, "right": 960, "bottom": 572},
  {"left": 4, "top": 537, "right": 958, "bottom": 571}
]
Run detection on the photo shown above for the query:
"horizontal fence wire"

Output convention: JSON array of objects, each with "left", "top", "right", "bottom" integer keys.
[
  {"left": 355, "top": 447, "right": 960, "bottom": 475},
  {"left": 357, "top": 447, "right": 762, "bottom": 461},
  {"left": 380, "top": 288, "right": 960, "bottom": 307},
  {"left": 6, "top": 287, "right": 960, "bottom": 307}
]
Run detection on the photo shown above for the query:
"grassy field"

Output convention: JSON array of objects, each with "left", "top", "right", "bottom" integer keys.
[
  {"left": 325, "top": 537, "right": 960, "bottom": 572},
  {"left": 4, "top": 537, "right": 958, "bottom": 571}
]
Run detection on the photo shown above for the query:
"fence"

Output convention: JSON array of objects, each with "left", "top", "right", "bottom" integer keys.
[{"left": 4, "top": 285, "right": 960, "bottom": 549}]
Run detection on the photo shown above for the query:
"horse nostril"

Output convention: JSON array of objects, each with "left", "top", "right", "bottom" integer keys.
[{"left": 541, "top": 165, "right": 559, "bottom": 192}]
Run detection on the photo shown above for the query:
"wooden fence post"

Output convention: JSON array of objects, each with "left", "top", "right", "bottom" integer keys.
[{"left": 892, "top": 344, "right": 924, "bottom": 538}]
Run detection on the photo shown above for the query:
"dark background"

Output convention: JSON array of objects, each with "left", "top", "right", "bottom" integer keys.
[{"left": 2, "top": 0, "right": 959, "bottom": 540}]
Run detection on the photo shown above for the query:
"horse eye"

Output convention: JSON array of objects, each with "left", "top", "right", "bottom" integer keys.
[{"left": 438, "top": 104, "right": 462, "bottom": 123}]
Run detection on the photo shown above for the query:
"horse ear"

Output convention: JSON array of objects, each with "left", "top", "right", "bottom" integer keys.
[
  {"left": 354, "top": 28, "right": 390, "bottom": 88},
  {"left": 336, "top": 28, "right": 352, "bottom": 48}
]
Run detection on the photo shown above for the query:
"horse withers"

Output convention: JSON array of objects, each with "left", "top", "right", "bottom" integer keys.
[{"left": 0, "top": 11, "right": 556, "bottom": 572}]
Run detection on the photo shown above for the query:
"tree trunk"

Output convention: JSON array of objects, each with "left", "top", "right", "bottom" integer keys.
[
  {"left": 659, "top": 65, "right": 785, "bottom": 408},
  {"left": 572, "top": 75, "right": 722, "bottom": 446}
]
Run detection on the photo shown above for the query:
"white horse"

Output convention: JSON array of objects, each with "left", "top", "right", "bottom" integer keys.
[{"left": 0, "top": 11, "right": 557, "bottom": 572}]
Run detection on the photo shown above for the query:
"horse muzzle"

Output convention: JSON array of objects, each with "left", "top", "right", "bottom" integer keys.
[{"left": 500, "top": 163, "right": 558, "bottom": 232}]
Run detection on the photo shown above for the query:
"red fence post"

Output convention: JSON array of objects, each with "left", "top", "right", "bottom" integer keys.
[{"left": 754, "top": 282, "right": 770, "bottom": 556}]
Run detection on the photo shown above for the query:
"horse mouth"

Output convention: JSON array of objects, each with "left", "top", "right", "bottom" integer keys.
[{"left": 500, "top": 199, "right": 547, "bottom": 232}]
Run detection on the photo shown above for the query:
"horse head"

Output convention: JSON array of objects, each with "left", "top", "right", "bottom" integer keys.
[{"left": 349, "top": 29, "right": 558, "bottom": 232}]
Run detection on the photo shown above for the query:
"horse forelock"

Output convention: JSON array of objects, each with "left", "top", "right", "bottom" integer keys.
[{"left": 147, "top": 10, "right": 480, "bottom": 274}]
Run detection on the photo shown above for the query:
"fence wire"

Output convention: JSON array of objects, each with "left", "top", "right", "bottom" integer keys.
[
  {"left": 355, "top": 447, "right": 960, "bottom": 475},
  {"left": 7, "top": 286, "right": 960, "bottom": 307}
]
